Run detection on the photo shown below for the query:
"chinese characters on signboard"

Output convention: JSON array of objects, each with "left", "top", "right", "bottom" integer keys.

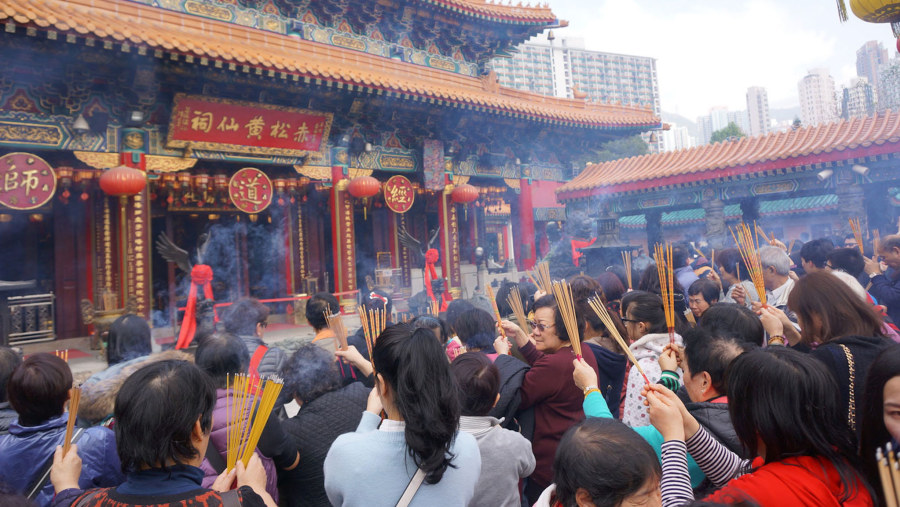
[
  {"left": 229, "top": 168, "right": 273, "bottom": 213},
  {"left": 0, "top": 152, "right": 56, "bottom": 210},
  {"left": 384, "top": 175, "right": 414, "bottom": 214},
  {"left": 167, "top": 94, "right": 333, "bottom": 157}
]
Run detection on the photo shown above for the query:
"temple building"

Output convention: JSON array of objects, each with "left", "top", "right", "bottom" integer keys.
[
  {"left": 557, "top": 112, "right": 900, "bottom": 263},
  {"left": 0, "top": 0, "right": 658, "bottom": 344}
]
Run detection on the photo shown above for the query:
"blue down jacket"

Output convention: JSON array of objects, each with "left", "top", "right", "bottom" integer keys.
[{"left": 0, "top": 413, "right": 124, "bottom": 506}]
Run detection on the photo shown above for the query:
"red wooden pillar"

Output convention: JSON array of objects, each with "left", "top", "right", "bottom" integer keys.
[
  {"left": 438, "top": 187, "right": 461, "bottom": 299},
  {"left": 331, "top": 165, "right": 357, "bottom": 311},
  {"left": 518, "top": 178, "right": 536, "bottom": 271}
]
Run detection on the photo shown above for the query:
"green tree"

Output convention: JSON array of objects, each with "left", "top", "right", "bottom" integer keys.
[
  {"left": 709, "top": 122, "right": 745, "bottom": 144},
  {"left": 572, "top": 134, "right": 649, "bottom": 169}
]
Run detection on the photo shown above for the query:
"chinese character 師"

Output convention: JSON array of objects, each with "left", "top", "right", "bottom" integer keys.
[
  {"left": 270, "top": 121, "right": 290, "bottom": 139},
  {"left": 245, "top": 116, "right": 266, "bottom": 140},
  {"left": 191, "top": 111, "right": 214, "bottom": 132}
]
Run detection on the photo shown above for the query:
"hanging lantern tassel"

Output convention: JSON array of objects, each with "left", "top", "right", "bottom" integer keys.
[{"left": 364, "top": 197, "right": 368, "bottom": 220}]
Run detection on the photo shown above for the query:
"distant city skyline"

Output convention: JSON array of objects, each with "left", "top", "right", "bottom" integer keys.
[{"left": 541, "top": 0, "right": 897, "bottom": 119}]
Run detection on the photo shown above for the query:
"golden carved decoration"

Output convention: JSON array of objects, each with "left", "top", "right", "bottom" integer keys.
[
  {"left": 74, "top": 151, "right": 119, "bottom": 169},
  {"left": 123, "top": 131, "right": 145, "bottom": 150},
  {"left": 145, "top": 155, "right": 199, "bottom": 173},
  {"left": 293, "top": 165, "right": 331, "bottom": 181},
  {"left": 336, "top": 179, "right": 349, "bottom": 191},
  {"left": 452, "top": 175, "right": 470, "bottom": 186},
  {"left": 348, "top": 168, "right": 373, "bottom": 178},
  {"left": 503, "top": 178, "right": 521, "bottom": 190}
]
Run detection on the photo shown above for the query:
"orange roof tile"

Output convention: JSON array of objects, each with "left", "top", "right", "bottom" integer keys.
[
  {"left": 421, "top": 0, "right": 557, "bottom": 23},
  {"left": 557, "top": 111, "right": 900, "bottom": 200},
  {"left": 0, "top": 0, "right": 657, "bottom": 130}
]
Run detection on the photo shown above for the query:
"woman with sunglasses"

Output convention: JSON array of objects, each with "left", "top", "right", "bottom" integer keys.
[
  {"left": 500, "top": 294, "right": 600, "bottom": 505},
  {"left": 620, "top": 291, "right": 684, "bottom": 428}
]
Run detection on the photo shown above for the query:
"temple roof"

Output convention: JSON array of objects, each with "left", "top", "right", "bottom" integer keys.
[
  {"left": 420, "top": 0, "right": 559, "bottom": 24},
  {"left": 557, "top": 111, "right": 900, "bottom": 200},
  {"left": 0, "top": 0, "right": 657, "bottom": 130}
]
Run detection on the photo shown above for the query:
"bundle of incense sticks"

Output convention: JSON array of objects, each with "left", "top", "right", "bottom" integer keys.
[
  {"left": 877, "top": 444, "right": 900, "bottom": 507},
  {"left": 531, "top": 262, "right": 552, "bottom": 294},
  {"left": 684, "top": 309, "right": 696, "bottom": 327},
  {"left": 507, "top": 286, "right": 531, "bottom": 334},
  {"left": 226, "top": 373, "right": 284, "bottom": 469},
  {"left": 653, "top": 243, "right": 676, "bottom": 344},
  {"left": 730, "top": 223, "right": 768, "bottom": 307},
  {"left": 324, "top": 311, "right": 348, "bottom": 351},
  {"left": 486, "top": 285, "right": 503, "bottom": 326},
  {"left": 358, "top": 306, "right": 386, "bottom": 370},
  {"left": 875, "top": 229, "right": 882, "bottom": 256},
  {"left": 621, "top": 251, "right": 633, "bottom": 290},
  {"left": 550, "top": 280, "right": 582, "bottom": 358},
  {"left": 55, "top": 349, "right": 69, "bottom": 362},
  {"left": 63, "top": 386, "right": 81, "bottom": 455},
  {"left": 429, "top": 299, "right": 440, "bottom": 316},
  {"left": 755, "top": 224, "right": 776, "bottom": 246},
  {"left": 587, "top": 296, "right": 649, "bottom": 385},
  {"left": 787, "top": 239, "right": 796, "bottom": 255},
  {"left": 850, "top": 218, "right": 865, "bottom": 256}
]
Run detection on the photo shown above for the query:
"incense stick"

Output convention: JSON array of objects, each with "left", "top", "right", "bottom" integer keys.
[
  {"left": 324, "top": 311, "right": 348, "bottom": 351},
  {"left": 507, "top": 286, "right": 531, "bottom": 334},
  {"left": 588, "top": 296, "right": 650, "bottom": 385},
  {"left": 850, "top": 218, "right": 865, "bottom": 256},
  {"left": 621, "top": 251, "right": 633, "bottom": 290},
  {"left": 429, "top": 299, "right": 440, "bottom": 316},
  {"left": 55, "top": 349, "right": 69, "bottom": 362},
  {"left": 531, "top": 262, "right": 552, "bottom": 294},
  {"left": 550, "top": 280, "right": 582, "bottom": 358},
  {"left": 890, "top": 443, "right": 900, "bottom": 506},
  {"left": 653, "top": 243, "right": 676, "bottom": 344},
  {"left": 875, "top": 229, "right": 882, "bottom": 256},
  {"left": 63, "top": 387, "right": 81, "bottom": 455},
  {"left": 684, "top": 309, "right": 696, "bottom": 327},
  {"left": 878, "top": 447, "right": 899, "bottom": 507},
  {"left": 227, "top": 373, "right": 284, "bottom": 470},
  {"left": 730, "top": 223, "right": 768, "bottom": 307},
  {"left": 359, "top": 306, "right": 386, "bottom": 372},
  {"left": 486, "top": 285, "right": 503, "bottom": 326}
]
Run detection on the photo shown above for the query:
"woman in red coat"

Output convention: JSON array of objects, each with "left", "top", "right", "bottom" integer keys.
[{"left": 500, "top": 294, "right": 600, "bottom": 505}]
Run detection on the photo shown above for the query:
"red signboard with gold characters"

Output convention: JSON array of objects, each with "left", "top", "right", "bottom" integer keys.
[
  {"left": 384, "top": 175, "right": 414, "bottom": 214},
  {"left": 0, "top": 152, "right": 56, "bottom": 210},
  {"left": 229, "top": 168, "right": 273, "bottom": 213},
  {"left": 167, "top": 94, "right": 333, "bottom": 158}
]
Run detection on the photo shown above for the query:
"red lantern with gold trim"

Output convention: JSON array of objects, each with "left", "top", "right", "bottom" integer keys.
[
  {"left": 451, "top": 183, "right": 479, "bottom": 204},
  {"left": 347, "top": 176, "right": 381, "bottom": 198},
  {"left": 99, "top": 165, "right": 146, "bottom": 196}
]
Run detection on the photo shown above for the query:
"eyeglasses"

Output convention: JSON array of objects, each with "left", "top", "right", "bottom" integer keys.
[
  {"left": 258, "top": 321, "right": 268, "bottom": 329},
  {"left": 527, "top": 320, "right": 555, "bottom": 333}
]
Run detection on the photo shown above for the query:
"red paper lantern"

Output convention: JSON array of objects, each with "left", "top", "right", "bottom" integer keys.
[
  {"left": 451, "top": 183, "right": 479, "bottom": 204},
  {"left": 347, "top": 176, "right": 381, "bottom": 198},
  {"left": 99, "top": 165, "right": 146, "bottom": 196}
]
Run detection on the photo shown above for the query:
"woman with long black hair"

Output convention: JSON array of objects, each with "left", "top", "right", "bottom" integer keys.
[
  {"left": 859, "top": 344, "right": 900, "bottom": 505},
  {"left": 324, "top": 324, "right": 480, "bottom": 506},
  {"left": 648, "top": 347, "right": 874, "bottom": 506}
]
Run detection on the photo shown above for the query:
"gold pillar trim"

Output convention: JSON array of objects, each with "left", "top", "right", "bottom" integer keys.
[{"left": 503, "top": 178, "right": 521, "bottom": 190}]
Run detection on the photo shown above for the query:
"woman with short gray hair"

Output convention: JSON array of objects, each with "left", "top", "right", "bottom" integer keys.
[{"left": 279, "top": 344, "right": 368, "bottom": 506}]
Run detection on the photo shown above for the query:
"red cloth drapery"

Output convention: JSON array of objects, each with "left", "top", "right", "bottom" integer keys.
[
  {"left": 175, "top": 265, "right": 216, "bottom": 349},
  {"left": 570, "top": 238, "right": 596, "bottom": 267},
  {"left": 423, "top": 248, "right": 452, "bottom": 312}
]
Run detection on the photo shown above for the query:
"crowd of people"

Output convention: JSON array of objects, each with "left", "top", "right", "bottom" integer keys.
[{"left": 1, "top": 231, "right": 900, "bottom": 506}]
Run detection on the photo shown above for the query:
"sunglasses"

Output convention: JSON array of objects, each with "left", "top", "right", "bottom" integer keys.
[{"left": 527, "top": 320, "right": 555, "bottom": 333}]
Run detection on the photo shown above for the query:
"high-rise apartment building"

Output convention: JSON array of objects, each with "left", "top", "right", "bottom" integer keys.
[
  {"left": 746, "top": 86, "right": 770, "bottom": 136},
  {"left": 857, "top": 41, "right": 889, "bottom": 92},
  {"left": 798, "top": 68, "right": 839, "bottom": 126},
  {"left": 491, "top": 35, "right": 660, "bottom": 114},
  {"left": 841, "top": 77, "right": 875, "bottom": 119},
  {"left": 697, "top": 107, "right": 748, "bottom": 144},
  {"left": 659, "top": 124, "right": 695, "bottom": 152},
  {"left": 878, "top": 58, "right": 900, "bottom": 112}
]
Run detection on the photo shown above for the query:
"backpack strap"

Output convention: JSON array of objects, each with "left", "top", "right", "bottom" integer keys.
[
  {"left": 395, "top": 468, "right": 426, "bottom": 507},
  {"left": 249, "top": 344, "right": 269, "bottom": 378},
  {"left": 27, "top": 427, "right": 86, "bottom": 500}
]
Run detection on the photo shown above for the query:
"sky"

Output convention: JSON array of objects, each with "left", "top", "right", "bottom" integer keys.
[{"left": 540, "top": 0, "right": 897, "bottom": 120}]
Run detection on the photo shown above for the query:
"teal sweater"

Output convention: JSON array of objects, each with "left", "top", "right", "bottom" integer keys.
[
  {"left": 324, "top": 411, "right": 482, "bottom": 506},
  {"left": 583, "top": 391, "right": 706, "bottom": 488}
]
